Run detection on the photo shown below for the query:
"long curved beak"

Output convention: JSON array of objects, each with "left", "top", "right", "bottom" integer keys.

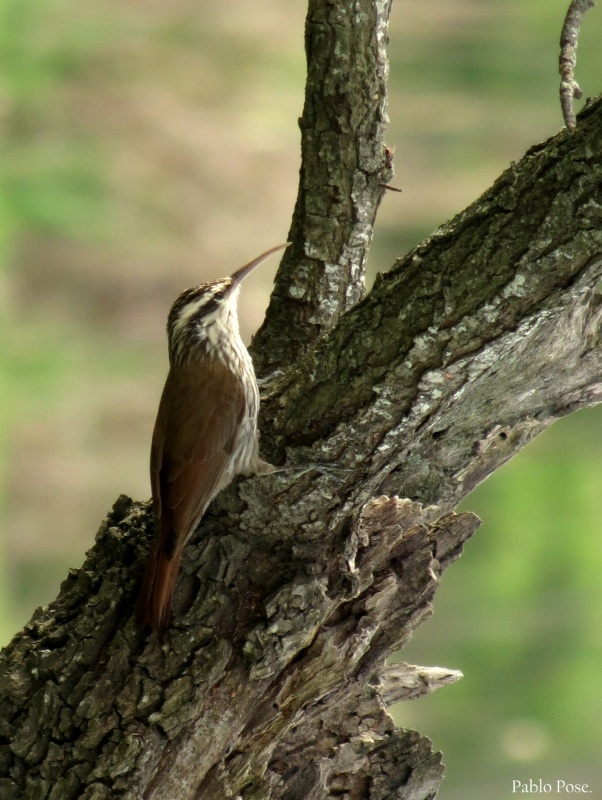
[{"left": 229, "top": 242, "right": 291, "bottom": 289}]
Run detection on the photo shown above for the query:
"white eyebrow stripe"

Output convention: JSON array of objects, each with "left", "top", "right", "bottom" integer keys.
[{"left": 171, "top": 295, "right": 210, "bottom": 340}]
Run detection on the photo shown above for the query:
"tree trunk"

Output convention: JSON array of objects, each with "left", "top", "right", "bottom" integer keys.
[{"left": 1, "top": 2, "right": 601, "bottom": 799}]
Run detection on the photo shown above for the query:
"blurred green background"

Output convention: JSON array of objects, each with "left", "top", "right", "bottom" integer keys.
[{"left": 1, "top": 0, "right": 600, "bottom": 797}]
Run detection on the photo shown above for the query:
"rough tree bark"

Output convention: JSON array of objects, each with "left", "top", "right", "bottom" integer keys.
[{"left": 1, "top": 2, "right": 601, "bottom": 799}]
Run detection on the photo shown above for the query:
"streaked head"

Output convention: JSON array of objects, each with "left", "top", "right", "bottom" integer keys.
[{"left": 166, "top": 243, "right": 290, "bottom": 364}]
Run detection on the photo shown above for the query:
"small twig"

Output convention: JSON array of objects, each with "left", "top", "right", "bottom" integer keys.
[
  {"left": 379, "top": 183, "right": 403, "bottom": 193},
  {"left": 559, "top": 0, "right": 596, "bottom": 130}
]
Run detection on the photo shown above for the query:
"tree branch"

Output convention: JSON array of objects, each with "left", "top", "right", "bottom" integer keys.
[
  {"left": 559, "top": 0, "right": 596, "bottom": 129},
  {"left": 0, "top": 495, "right": 476, "bottom": 799},
  {"left": 260, "top": 97, "right": 602, "bottom": 510},
  {"left": 252, "top": 0, "right": 394, "bottom": 375}
]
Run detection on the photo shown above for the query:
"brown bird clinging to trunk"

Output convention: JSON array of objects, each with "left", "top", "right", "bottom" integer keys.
[{"left": 138, "top": 243, "right": 289, "bottom": 630}]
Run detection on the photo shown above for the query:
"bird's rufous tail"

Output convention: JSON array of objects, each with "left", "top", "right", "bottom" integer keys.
[{"left": 137, "top": 543, "right": 183, "bottom": 630}]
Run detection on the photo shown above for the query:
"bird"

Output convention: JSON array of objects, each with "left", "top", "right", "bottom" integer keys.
[{"left": 138, "top": 243, "right": 289, "bottom": 630}]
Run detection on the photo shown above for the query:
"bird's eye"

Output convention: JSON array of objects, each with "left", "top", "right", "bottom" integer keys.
[{"left": 214, "top": 291, "right": 224, "bottom": 301}]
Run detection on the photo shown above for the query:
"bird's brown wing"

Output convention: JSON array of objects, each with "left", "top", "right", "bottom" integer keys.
[{"left": 138, "top": 359, "right": 246, "bottom": 628}]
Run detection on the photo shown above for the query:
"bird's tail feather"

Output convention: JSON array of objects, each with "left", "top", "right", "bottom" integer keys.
[{"left": 137, "top": 542, "right": 183, "bottom": 630}]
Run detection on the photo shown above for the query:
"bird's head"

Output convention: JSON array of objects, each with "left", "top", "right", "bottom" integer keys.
[{"left": 166, "top": 243, "right": 289, "bottom": 365}]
